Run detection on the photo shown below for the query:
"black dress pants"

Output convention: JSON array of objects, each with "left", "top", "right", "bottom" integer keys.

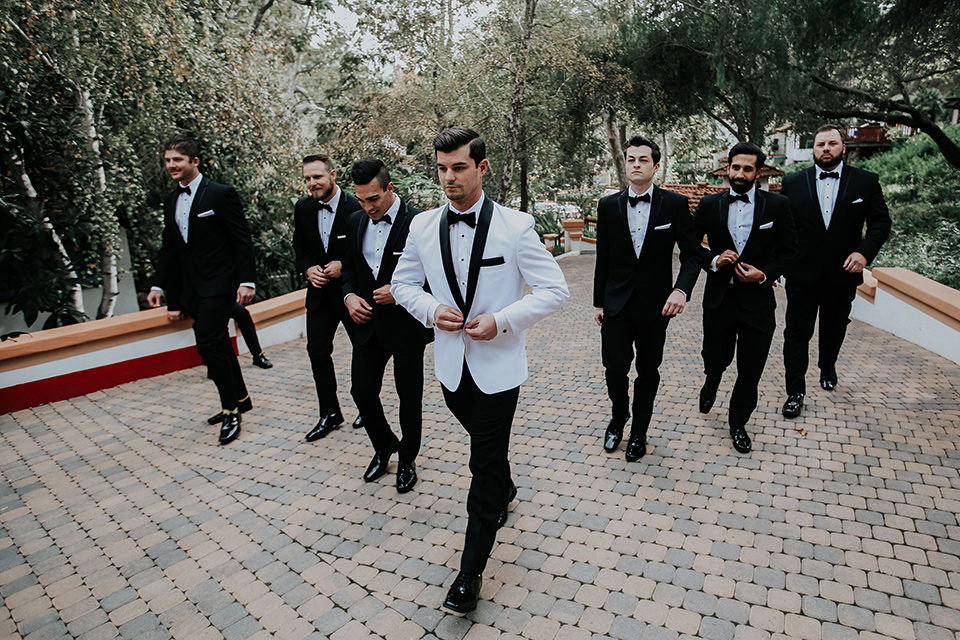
[
  {"left": 306, "top": 301, "right": 353, "bottom": 417},
  {"left": 190, "top": 294, "right": 248, "bottom": 410},
  {"left": 231, "top": 303, "right": 262, "bottom": 357},
  {"left": 351, "top": 330, "right": 425, "bottom": 462},
  {"left": 442, "top": 363, "right": 520, "bottom": 575},
  {"left": 701, "top": 293, "right": 775, "bottom": 429},
  {"left": 600, "top": 294, "right": 670, "bottom": 433},
  {"left": 783, "top": 277, "right": 858, "bottom": 395}
]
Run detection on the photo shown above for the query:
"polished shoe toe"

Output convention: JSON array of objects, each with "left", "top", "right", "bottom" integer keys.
[
  {"left": 305, "top": 412, "right": 344, "bottom": 441},
  {"left": 730, "top": 425, "right": 752, "bottom": 454},
  {"left": 699, "top": 385, "right": 717, "bottom": 414},
  {"left": 219, "top": 413, "right": 241, "bottom": 445},
  {"left": 352, "top": 416, "right": 364, "bottom": 429},
  {"left": 782, "top": 393, "right": 804, "bottom": 418},
  {"left": 624, "top": 433, "right": 647, "bottom": 462},
  {"left": 496, "top": 484, "right": 519, "bottom": 529},
  {"left": 208, "top": 399, "right": 252, "bottom": 424},
  {"left": 364, "top": 440, "right": 398, "bottom": 482},
  {"left": 820, "top": 371, "right": 837, "bottom": 391},
  {"left": 252, "top": 353, "right": 273, "bottom": 369},
  {"left": 603, "top": 418, "right": 626, "bottom": 452},
  {"left": 396, "top": 461, "right": 417, "bottom": 493},
  {"left": 443, "top": 572, "right": 481, "bottom": 613}
]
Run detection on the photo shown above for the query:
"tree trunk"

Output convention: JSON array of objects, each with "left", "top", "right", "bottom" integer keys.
[
  {"left": 519, "top": 134, "right": 530, "bottom": 214},
  {"left": 602, "top": 109, "right": 627, "bottom": 189},
  {"left": 0, "top": 133, "right": 86, "bottom": 318},
  {"left": 66, "top": 7, "right": 119, "bottom": 319},
  {"left": 498, "top": 0, "right": 538, "bottom": 205}
]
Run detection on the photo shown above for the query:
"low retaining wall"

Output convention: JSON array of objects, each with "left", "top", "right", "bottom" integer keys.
[
  {"left": 0, "top": 290, "right": 308, "bottom": 414},
  {"left": 852, "top": 267, "right": 960, "bottom": 365}
]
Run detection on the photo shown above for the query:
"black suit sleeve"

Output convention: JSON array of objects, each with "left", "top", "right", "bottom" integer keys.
[
  {"left": 153, "top": 195, "right": 183, "bottom": 310},
  {"left": 693, "top": 199, "right": 719, "bottom": 272},
  {"left": 293, "top": 199, "right": 315, "bottom": 277},
  {"left": 221, "top": 186, "right": 256, "bottom": 285},
  {"left": 757, "top": 199, "right": 799, "bottom": 282},
  {"left": 593, "top": 198, "right": 610, "bottom": 309},
  {"left": 340, "top": 211, "right": 363, "bottom": 301},
  {"left": 856, "top": 173, "right": 891, "bottom": 263},
  {"left": 671, "top": 197, "right": 700, "bottom": 299}
]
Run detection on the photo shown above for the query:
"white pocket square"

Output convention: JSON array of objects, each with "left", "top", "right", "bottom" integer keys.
[
  {"left": 759, "top": 221, "right": 774, "bottom": 230},
  {"left": 197, "top": 210, "right": 215, "bottom": 218},
  {"left": 337, "top": 234, "right": 346, "bottom": 239},
  {"left": 852, "top": 198, "right": 864, "bottom": 204},
  {"left": 654, "top": 223, "right": 672, "bottom": 230}
]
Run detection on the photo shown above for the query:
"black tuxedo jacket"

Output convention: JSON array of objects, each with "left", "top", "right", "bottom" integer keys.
[
  {"left": 593, "top": 186, "right": 700, "bottom": 316},
  {"left": 292, "top": 190, "right": 361, "bottom": 312},
  {"left": 781, "top": 165, "right": 890, "bottom": 287},
  {"left": 153, "top": 177, "right": 256, "bottom": 312},
  {"left": 695, "top": 189, "right": 799, "bottom": 312},
  {"left": 341, "top": 200, "right": 433, "bottom": 348}
]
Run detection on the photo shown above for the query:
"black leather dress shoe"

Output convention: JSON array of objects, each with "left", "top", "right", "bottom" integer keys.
[
  {"left": 364, "top": 440, "right": 399, "bottom": 482},
  {"left": 443, "top": 572, "right": 482, "bottom": 613},
  {"left": 603, "top": 417, "right": 627, "bottom": 452},
  {"left": 352, "top": 416, "right": 364, "bottom": 429},
  {"left": 252, "top": 353, "right": 273, "bottom": 369},
  {"left": 396, "top": 461, "right": 417, "bottom": 493},
  {"left": 219, "top": 413, "right": 241, "bottom": 445},
  {"left": 207, "top": 398, "right": 253, "bottom": 425},
  {"left": 782, "top": 393, "right": 804, "bottom": 418},
  {"left": 625, "top": 433, "right": 647, "bottom": 462},
  {"left": 496, "top": 484, "right": 518, "bottom": 529},
  {"left": 820, "top": 370, "right": 837, "bottom": 391},
  {"left": 699, "top": 384, "right": 717, "bottom": 414},
  {"left": 305, "top": 413, "right": 344, "bottom": 441},
  {"left": 730, "top": 424, "right": 751, "bottom": 454}
]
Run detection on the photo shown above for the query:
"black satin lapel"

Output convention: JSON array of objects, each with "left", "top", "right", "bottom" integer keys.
[
  {"left": 805, "top": 168, "right": 823, "bottom": 225},
  {"left": 720, "top": 193, "right": 735, "bottom": 248},
  {"left": 188, "top": 178, "right": 208, "bottom": 219},
  {"left": 377, "top": 203, "right": 407, "bottom": 285},
  {"left": 835, "top": 168, "right": 852, "bottom": 216},
  {"left": 741, "top": 191, "right": 766, "bottom": 255},
  {"left": 439, "top": 205, "right": 466, "bottom": 313},
  {"left": 464, "top": 197, "right": 494, "bottom": 317},
  {"left": 638, "top": 188, "right": 662, "bottom": 259}
]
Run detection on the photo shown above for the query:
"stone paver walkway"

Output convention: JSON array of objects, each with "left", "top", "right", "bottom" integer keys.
[{"left": 2, "top": 253, "right": 960, "bottom": 640}]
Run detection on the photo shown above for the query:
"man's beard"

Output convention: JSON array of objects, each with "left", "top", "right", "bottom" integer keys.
[
  {"left": 730, "top": 178, "right": 755, "bottom": 194},
  {"left": 814, "top": 153, "right": 843, "bottom": 171}
]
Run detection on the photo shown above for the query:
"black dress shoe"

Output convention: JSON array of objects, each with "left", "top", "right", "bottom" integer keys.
[
  {"left": 219, "top": 413, "right": 241, "bottom": 445},
  {"left": 730, "top": 424, "right": 751, "bottom": 454},
  {"left": 782, "top": 393, "right": 804, "bottom": 418},
  {"left": 305, "top": 412, "right": 344, "bottom": 441},
  {"left": 207, "top": 398, "right": 253, "bottom": 425},
  {"left": 396, "top": 461, "right": 417, "bottom": 493},
  {"left": 496, "top": 484, "right": 518, "bottom": 529},
  {"left": 603, "top": 417, "right": 627, "bottom": 452},
  {"left": 443, "top": 572, "right": 482, "bottom": 613},
  {"left": 352, "top": 416, "right": 364, "bottom": 429},
  {"left": 252, "top": 353, "right": 273, "bottom": 369},
  {"left": 364, "top": 440, "right": 399, "bottom": 482},
  {"left": 699, "top": 384, "right": 717, "bottom": 414},
  {"left": 625, "top": 432, "right": 647, "bottom": 462},
  {"left": 820, "top": 370, "right": 837, "bottom": 391}
]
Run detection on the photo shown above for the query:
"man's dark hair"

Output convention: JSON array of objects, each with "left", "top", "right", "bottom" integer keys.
[
  {"left": 815, "top": 124, "right": 847, "bottom": 141},
  {"left": 164, "top": 135, "right": 200, "bottom": 160},
  {"left": 728, "top": 142, "right": 766, "bottom": 168},
  {"left": 302, "top": 153, "right": 335, "bottom": 171},
  {"left": 624, "top": 136, "right": 661, "bottom": 165},
  {"left": 432, "top": 127, "right": 486, "bottom": 165},
  {"left": 351, "top": 158, "right": 391, "bottom": 190}
]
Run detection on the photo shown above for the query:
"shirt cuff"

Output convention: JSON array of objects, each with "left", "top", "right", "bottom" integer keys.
[
  {"left": 426, "top": 301, "right": 441, "bottom": 328},
  {"left": 344, "top": 293, "right": 357, "bottom": 304},
  {"left": 151, "top": 286, "right": 163, "bottom": 293},
  {"left": 240, "top": 282, "right": 256, "bottom": 290},
  {"left": 710, "top": 256, "right": 719, "bottom": 272},
  {"left": 493, "top": 311, "right": 512, "bottom": 336},
  {"left": 673, "top": 288, "right": 688, "bottom": 299}
]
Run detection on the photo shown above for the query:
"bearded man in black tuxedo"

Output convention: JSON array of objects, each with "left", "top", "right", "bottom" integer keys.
[
  {"left": 148, "top": 135, "right": 257, "bottom": 445},
  {"left": 293, "top": 154, "right": 362, "bottom": 440},
  {"left": 695, "top": 142, "right": 798, "bottom": 454},
  {"left": 780, "top": 125, "right": 891, "bottom": 419},
  {"left": 593, "top": 136, "right": 700, "bottom": 462}
]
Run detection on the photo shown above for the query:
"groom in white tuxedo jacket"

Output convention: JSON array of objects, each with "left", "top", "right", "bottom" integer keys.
[{"left": 392, "top": 128, "right": 569, "bottom": 613}]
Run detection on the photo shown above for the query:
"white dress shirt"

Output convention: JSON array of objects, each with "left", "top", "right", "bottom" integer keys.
[
  {"left": 175, "top": 173, "right": 204, "bottom": 243},
  {"left": 363, "top": 196, "right": 401, "bottom": 279},
  {"left": 627, "top": 184, "right": 654, "bottom": 257},
  {"left": 817, "top": 161, "right": 843, "bottom": 229},
  {"left": 727, "top": 185, "right": 756, "bottom": 255},
  {"left": 317, "top": 186, "right": 342, "bottom": 251}
]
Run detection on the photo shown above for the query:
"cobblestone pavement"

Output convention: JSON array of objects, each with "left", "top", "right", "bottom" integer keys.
[{"left": 3, "top": 253, "right": 960, "bottom": 640}]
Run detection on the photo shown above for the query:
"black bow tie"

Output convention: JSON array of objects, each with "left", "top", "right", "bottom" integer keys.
[
  {"left": 628, "top": 193, "right": 651, "bottom": 207},
  {"left": 176, "top": 185, "right": 191, "bottom": 196},
  {"left": 729, "top": 193, "right": 750, "bottom": 204},
  {"left": 371, "top": 214, "right": 392, "bottom": 225},
  {"left": 316, "top": 201, "right": 333, "bottom": 213},
  {"left": 447, "top": 209, "right": 476, "bottom": 228},
  {"left": 819, "top": 171, "right": 840, "bottom": 180}
]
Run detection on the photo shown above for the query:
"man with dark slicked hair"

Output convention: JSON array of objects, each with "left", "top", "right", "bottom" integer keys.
[
  {"left": 342, "top": 158, "right": 431, "bottom": 493},
  {"left": 392, "top": 128, "right": 569, "bottom": 613}
]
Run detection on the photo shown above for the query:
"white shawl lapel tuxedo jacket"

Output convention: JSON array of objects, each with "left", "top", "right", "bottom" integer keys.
[{"left": 392, "top": 196, "right": 569, "bottom": 394}]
